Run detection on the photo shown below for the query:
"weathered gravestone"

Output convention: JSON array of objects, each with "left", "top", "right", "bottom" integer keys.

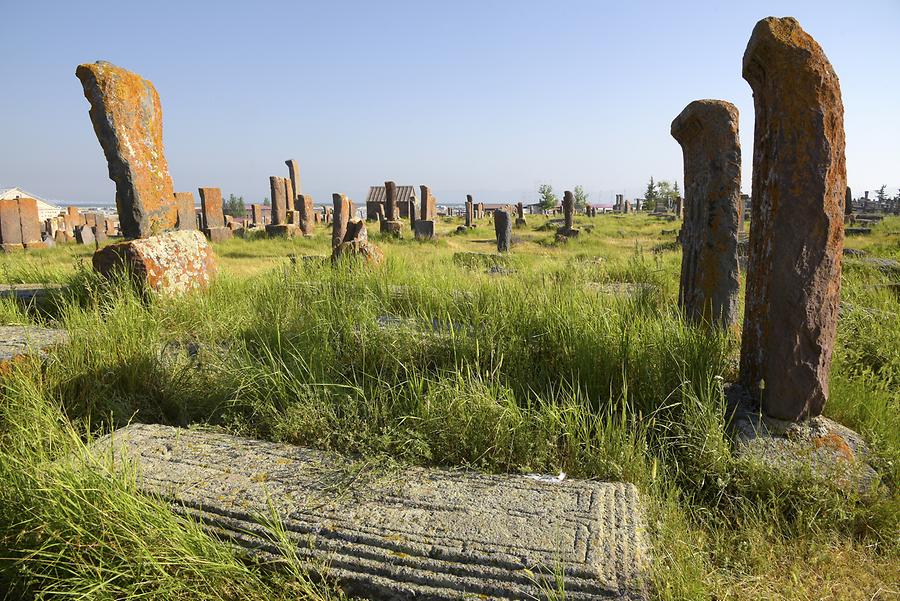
[
  {"left": 844, "top": 186, "right": 853, "bottom": 218},
  {"left": 17, "top": 198, "right": 45, "bottom": 249},
  {"left": 739, "top": 17, "right": 846, "bottom": 421},
  {"left": 557, "top": 191, "right": 580, "bottom": 239},
  {"left": 465, "top": 195, "right": 475, "bottom": 228},
  {"left": 494, "top": 209, "right": 512, "bottom": 253},
  {"left": 515, "top": 202, "right": 527, "bottom": 227},
  {"left": 332, "top": 194, "right": 384, "bottom": 266},
  {"left": 380, "top": 181, "right": 403, "bottom": 237},
  {"left": 199, "top": 187, "right": 232, "bottom": 242},
  {"left": 266, "top": 176, "right": 294, "bottom": 237},
  {"left": 75, "top": 224, "right": 96, "bottom": 246},
  {"left": 174, "top": 192, "right": 196, "bottom": 231},
  {"left": 93, "top": 230, "right": 216, "bottom": 295},
  {"left": 414, "top": 185, "right": 436, "bottom": 240},
  {"left": 297, "top": 194, "right": 314, "bottom": 236},
  {"left": 92, "top": 423, "right": 649, "bottom": 601},
  {"left": 76, "top": 61, "right": 177, "bottom": 238},
  {"left": 671, "top": 99, "right": 742, "bottom": 329},
  {"left": 0, "top": 199, "right": 23, "bottom": 251}
]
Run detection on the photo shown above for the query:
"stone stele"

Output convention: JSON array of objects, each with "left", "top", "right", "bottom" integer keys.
[
  {"left": 670, "top": 99, "right": 742, "bottom": 329},
  {"left": 739, "top": 17, "right": 846, "bottom": 420},
  {"left": 92, "top": 230, "right": 216, "bottom": 295},
  {"left": 91, "top": 423, "right": 648, "bottom": 601},
  {"left": 76, "top": 61, "right": 177, "bottom": 239}
]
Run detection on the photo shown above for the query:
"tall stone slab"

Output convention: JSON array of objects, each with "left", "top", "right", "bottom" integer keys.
[
  {"left": 76, "top": 61, "right": 176, "bottom": 239},
  {"left": 739, "top": 17, "right": 846, "bottom": 421},
  {"left": 494, "top": 209, "right": 512, "bottom": 253},
  {"left": 563, "top": 191, "right": 575, "bottom": 230},
  {"left": 17, "top": 198, "right": 44, "bottom": 248},
  {"left": 199, "top": 187, "right": 231, "bottom": 242},
  {"left": 297, "top": 194, "right": 314, "bottom": 236},
  {"left": 332, "top": 193, "right": 351, "bottom": 251},
  {"left": 175, "top": 192, "right": 196, "bottom": 230},
  {"left": 285, "top": 159, "right": 302, "bottom": 204},
  {"left": 465, "top": 195, "right": 474, "bottom": 227},
  {"left": 844, "top": 187, "right": 853, "bottom": 217},
  {"left": 420, "top": 185, "right": 436, "bottom": 221},
  {"left": 270, "top": 177, "right": 287, "bottom": 226},
  {"left": 0, "top": 199, "right": 24, "bottom": 251},
  {"left": 284, "top": 177, "right": 295, "bottom": 213},
  {"left": 384, "top": 181, "right": 398, "bottom": 221},
  {"left": 671, "top": 99, "right": 742, "bottom": 329}
]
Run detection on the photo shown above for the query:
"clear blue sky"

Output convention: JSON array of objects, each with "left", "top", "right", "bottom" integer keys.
[{"left": 1, "top": 0, "right": 897, "bottom": 207}]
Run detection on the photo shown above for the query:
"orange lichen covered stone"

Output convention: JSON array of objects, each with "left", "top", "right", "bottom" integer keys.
[
  {"left": 739, "top": 17, "right": 846, "bottom": 421},
  {"left": 671, "top": 99, "right": 742, "bottom": 328},
  {"left": 76, "top": 61, "right": 177, "bottom": 239},
  {"left": 92, "top": 230, "right": 216, "bottom": 295}
]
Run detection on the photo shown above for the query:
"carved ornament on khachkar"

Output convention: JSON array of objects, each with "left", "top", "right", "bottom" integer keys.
[
  {"left": 76, "top": 61, "right": 177, "bottom": 239},
  {"left": 671, "top": 99, "right": 742, "bottom": 329},
  {"left": 739, "top": 17, "right": 846, "bottom": 421}
]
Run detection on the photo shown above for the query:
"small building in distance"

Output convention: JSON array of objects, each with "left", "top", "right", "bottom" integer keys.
[
  {"left": 365, "top": 185, "right": 417, "bottom": 220},
  {"left": 0, "top": 187, "right": 62, "bottom": 220}
]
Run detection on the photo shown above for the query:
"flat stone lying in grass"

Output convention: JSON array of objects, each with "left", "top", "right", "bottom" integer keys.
[
  {"left": 726, "top": 385, "right": 880, "bottom": 496},
  {"left": 0, "top": 325, "right": 68, "bottom": 365},
  {"left": 0, "top": 283, "right": 65, "bottom": 304},
  {"left": 93, "top": 423, "right": 649, "bottom": 601},
  {"left": 585, "top": 282, "right": 656, "bottom": 297}
]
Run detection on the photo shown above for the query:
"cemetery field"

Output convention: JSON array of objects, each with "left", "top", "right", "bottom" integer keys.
[{"left": 0, "top": 213, "right": 898, "bottom": 600}]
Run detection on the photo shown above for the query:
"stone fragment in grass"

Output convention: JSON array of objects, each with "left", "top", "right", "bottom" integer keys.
[
  {"left": 75, "top": 224, "right": 95, "bottom": 245},
  {"left": 92, "top": 230, "right": 216, "bottom": 295},
  {"left": 0, "top": 325, "right": 68, "bottom": 370},
  {"left": 412, "top": 219, "right": 435, "bottom": 240},
  {"left": 92, "top": 423, "right": 650, "bottom": 601}
]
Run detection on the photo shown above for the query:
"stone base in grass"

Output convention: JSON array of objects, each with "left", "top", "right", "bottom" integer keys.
[
  {"left": 265, "top": 224, "right": 297, "bottom": 238},
  {"left": 203, "top": 227, "right": 233, "bottom": 243},
  {"left": 726, "top": 384, "right": 881, "bottom": 496},
  {"left": 91, "top": 423, "right": 650, "bottom": 601}
]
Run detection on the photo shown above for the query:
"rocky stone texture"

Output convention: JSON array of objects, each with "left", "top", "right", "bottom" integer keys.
[
  {"left": 726, "top": 385, "right": 879, "bottom": 495},
  {"left": 174, "top": 192, "right": 196, "bottom": 231},
  {"left": 269, "top": 176, "right": 287, "bottom": 226},
  {"left": 92, "top": 225, "right": 109, "bottom": 244},
  {"left": 92, "top": 230, "right": 216, "bottom": 295},
  {"left": 465, "top": 195, "right": 475, "bottom": 227},
  {"left": 0, "top": 325, "right": 69, "bottom": 370},
  {"left": 413, "top": 220, "right": 435, "bottom": 240},
  {"left": 380, "top": 220, "right": 403, "bottom": 237},
  {"left": 332, "top": 220, "right": 385, "bottom": 266},
  {"left": 91, "top": 423, "right": 648, "bottom": 601},
  {"left": 0, "top": 199, "right": 24, "bottom": 251},
  {"left": 297, "top": 194, "right": 314, "bottom": 236},
  {"left": 671, "top": 99, "right": 742, "bottom": 328},
  {"left": 494, "top": 209, "right": 512, "bottom": 253},
  {"left": 384, "top": 181, "right": 398, "bottom": 221},
  {"left": 76, "top": 61, "right": 177, "bottom": 239},
  {"left": 285, "top": 159, "right": 302, "bottom": 200},
  {"left": 420, "top": 185, "right": 436, "bottom": 222},
  {"left": 739, "top": 17, "right": 846, "bottom": 420},
  {"left": 845, "top": 186, "right": 853, "bottom": 217},
  {"left": 17, "top": 198, "right": 44, "bottom": 248},
  {"left": 0, "top": 283, "right": 65, "bottom": 306},
  {"left": 199, "top": 188, "right": 232, "bottom": 242}
]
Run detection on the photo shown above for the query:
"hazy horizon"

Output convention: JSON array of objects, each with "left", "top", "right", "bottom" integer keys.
[{"left": 2, "top": 1, "right": 898, "bottom": 208}]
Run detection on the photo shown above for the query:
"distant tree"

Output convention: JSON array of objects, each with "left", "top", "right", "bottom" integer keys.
[
  {"left": 223, "top": 194, "right": 247, "bottom": 217},
  {"left": 262, "top": 197, "right": 271, "bottom": 207},
  {"left": 656, "top": 180, "right": 679, "bottom": 209},
  {"left": 876, "top": 184, "right": 888, "bottom": 202},
  {"left": 674, "top": 180, "right": 680, "bottom": 197},
  {"left": 538, "top": 184, "right": 558, "bottom": 211},
  {"left": 573, "top": 185, "right": 589, "bottom": 210},
  {"left": 643, "top": 177, "right": 658, "bottom": 211}
]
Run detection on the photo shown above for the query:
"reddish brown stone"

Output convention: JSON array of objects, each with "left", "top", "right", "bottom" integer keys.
[
  {"left": 671, "top": 99, "right": 742, "bottom": 329},
  {"left": 270, "top": 177, "right": 287, "bottom": 225},
  {"left": 384, "top": 181, "right": 398, "bottom": 221},
  {"left": 198, "top": 188, "right": 225, "bottom": 229},
  {"left": 284, "top": 178, "right": 295, "bottom": 213},
  {"left": 65, "top": 206, "right": 84, "bottom": 232},
  {"left": 332, "top": 219, "right": 384, "bottom": 266},
  {"left": 465, "top": 196, "right": 474, "bottom": 227},
  {"left": 0, "top": 199, "right": 23, "bottom": 250},
  {"left": 285, "top": 159, "right": 302, "bottom": 200},
  {"left": 92, "top": 230, "right": 217, "bottom": 295},
  {"left": 76, "top": 61, "right": 177, "bottom": 238},
  {"left": 739, "top": 17, "right": 846, "bottom": 421},
  {"left": 332, "top": 193, "right": 351, "bottom": 250},
  {"left": 297, "top": 194, "right": 314, "bottom": 236},
  {"left": 175, "top": 192, "right": 197, "bottom": 230},
  {"left": 16, "top": 198, "right": 42, "bottom": 246}
]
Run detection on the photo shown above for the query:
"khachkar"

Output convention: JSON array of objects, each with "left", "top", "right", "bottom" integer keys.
[
  {"left": 556, "top": 191, "right": 579, "bottom": 239},
  {"left": 413, "top": 185, "right": 436, "bottom": 240},
  {"left": 76, "top": 62, "right": 177, "bottom": 239},
  {"left": 266, "top": 176, "right": 294, "bottom": 237},
  {"left": 199, "top": 188, "right": 233, "bottom": 242},
  {"left": 740, "top": 17, "right": 846, "bottom": 421},
  {"left": 77, "top": 61, "right": 216, "bottom": 295},
  {"left": 332, "top": 193, "right": 383, "bottom": 265},
  {"left": 174, "top": 192, "right": 196, "bottom": 231},
  {"left": 494, "top": 209, "right": 511, "bottom": 252},
  {"left": 380, "top": 181, "right": 403, "bottom": 237},
  {"left": 671, "top": 99, "right": 742, "bottom": 329}
]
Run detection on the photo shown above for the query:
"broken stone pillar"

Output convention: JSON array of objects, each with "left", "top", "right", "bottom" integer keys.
[
  {"left": 75, "top": 224, "right": 95, "bottom": 245},
  {"left": 0, "top": 199, "right": 24, "bottom": 251},
  {"left": 332, "top": 217, "right": 384, "bottom": 266},
  {"left": 465, "top": 195, "right": 474, "bottom": 227},
  {"left": 845, "top": 187, "right": 853, "bottom": 217},
  {"left": 76, "top": 61, "right": 177, "bottom": 239},
  {"left": 93, "top": 230, "right": 216, "bottom": 295},
  {"left": 739, "top": 17, "right": 846, "bottom": 421},
  {"left": 671, "top": 99, "right": 742, "bottom": 329},
  {"left": 198, "top": 188, "right": 232, "bottom": 242},
  {"left": 175, "top": 192, "right": 196, "bottom": 231},
  {"left": 284, "top": 177, "right": 295, "bottom": 214},
  {"left": 250, "top": 204, "right": 263, "bottom": 226},
  {"left": 285, "top": 159, "right": 302, "bottom": 201},
  {"left": 556, "top": 192, "right": 580, "bottom": 240},
  {"left": 674, "top": 197, "right": 684, "bottom": 220},
  {"left": 266, "top": 177, "right": 294, "bottom": 237},
  {"left": 332, "top": 193, "right": 351, "bottom": 251},
  {"left": 17, "top": 198, "right": 45, "bottom": 249},
  {"left": 297, "top": 194, "right": 314, "bottom": 236},
  {"left": 494, "top": 209, "right": 512, "bottom": 253}
]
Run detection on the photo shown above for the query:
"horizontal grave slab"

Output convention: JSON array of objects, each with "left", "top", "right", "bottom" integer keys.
[
  {"left": 91, "top": 424, "right": 649, "bottom": 601},
  {"left": 0, "top": 325, "right": 69, "bottom": 365}
]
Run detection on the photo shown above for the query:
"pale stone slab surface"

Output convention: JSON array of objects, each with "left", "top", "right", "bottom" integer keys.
[
  {"left": 0, "top": 325, "right": 69, "bottom": 363},
  {"left": 93, "top": 423, "right": 649, "bottom": 600},
  {"left": 0, "top": 283, "right": 65, "bottom": 304}
]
